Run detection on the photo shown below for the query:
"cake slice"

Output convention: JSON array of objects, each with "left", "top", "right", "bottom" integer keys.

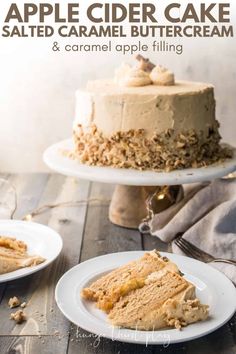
[
  {"left": 108, "top": 270, "right": 208, "bottom": 330},
  {"left": 81, "top": 250, "right": 179, "bottom": 312},
  {"left": 72, "top": 57, "right": 233, "bottom": 172},
  {"left": 81, "top": 250, "right": 209, "bottom": 330},
  {"left": 0, "top": 236, "right": 45, "bottom": 275}
]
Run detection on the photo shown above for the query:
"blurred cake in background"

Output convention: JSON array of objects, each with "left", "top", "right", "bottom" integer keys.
[{"left": 71, "top": 56, "right": 232, "bottom": 171}]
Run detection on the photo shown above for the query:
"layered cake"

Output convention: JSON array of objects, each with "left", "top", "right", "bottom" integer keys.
[
  {"left": 72, "top": 56, "right": 232, "bottom": 171},
  {"left": 0, "top": 236, "right": 45, "bottom": 274},
  {"left": 81, "top": 250, "right": 209, "bottom": 330}
]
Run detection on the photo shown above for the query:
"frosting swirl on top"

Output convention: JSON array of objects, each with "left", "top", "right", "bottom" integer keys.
[
  {"left": 114, "top": 63, "right": 132, "bottom": 84},
  {"left": 118, "top": 68, "right": 152, "bottom": 87},
  {"left": 150, "top": 66, "right": 175, "bottom": 86},
  {"left": 114, "top": 61, "right": 175, "bottom": 87}
]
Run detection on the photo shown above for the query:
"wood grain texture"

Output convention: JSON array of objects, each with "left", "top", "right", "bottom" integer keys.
[
  {"left": 68, "top": 182, "right": 145, "bottom": 354},
  {"left": 0, "top": 336, "right": 68, "bottom": 354},
  {"left": 142, "top": 233, "right": 169, "bottom": 252},
  {"left": 0, "top": 174, "right": 51, "bottom": 322},
  {"left": 0, "top": 175, "right": 235, "bottom": 354},
  {"left": 7, "top": 174, "right": 50, "bottom": 219},
  {"left": 0, "top": 174, "right": 90, "bottom": 339},
  {"left": 79, "top": 182, "right": 142, "bottom": 263}
]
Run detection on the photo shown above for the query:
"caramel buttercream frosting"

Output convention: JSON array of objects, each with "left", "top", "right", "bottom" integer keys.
[
  {"left": 150, "top": 65, "right": 175, "bottom": 86},
  {"left": 71, "top": 56, "right": 233, "bottom": 171},
  {"left": 0, "top": 236, "right": 45, "bottom": 275},
  {"left": 81, "top": 250, "right": 209, "bottom": 330},
  {"left": 114, "top": 63, "right": 132, "bottom": 84},
  {"left": 115, "top": 58, "right": 175, "bottom": 87},
  {"left": 119, "top": 68, "right": 152, "bottom": 87}
]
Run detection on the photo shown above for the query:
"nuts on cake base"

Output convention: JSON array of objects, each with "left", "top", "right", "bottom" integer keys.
[{"left": 71, "top": 123, "right": 233, "bottom": 172}]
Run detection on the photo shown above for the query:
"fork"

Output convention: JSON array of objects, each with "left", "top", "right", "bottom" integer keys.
[{"left": 174, "top": 234, "right": 236, "bottom": 266}]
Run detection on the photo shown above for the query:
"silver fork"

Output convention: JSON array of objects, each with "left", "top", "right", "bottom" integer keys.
[{"left": 174, "top": 235, "right": 236, "bottom": 266}]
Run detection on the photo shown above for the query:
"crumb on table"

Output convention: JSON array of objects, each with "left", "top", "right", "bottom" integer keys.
[
  {"left": 10, "top": 310, "right": 26, "bottom": 324},
  {"left": 8, "top": 296, "right": 20, "bottom": 309}
]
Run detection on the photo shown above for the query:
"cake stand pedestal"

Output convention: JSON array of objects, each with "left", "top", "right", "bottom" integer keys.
[
  {"left": 43, "top": 139, "right": 236, "bottom": 229},
  {"left": 109, "top": 185, "right": 183, "bottom": 228}
]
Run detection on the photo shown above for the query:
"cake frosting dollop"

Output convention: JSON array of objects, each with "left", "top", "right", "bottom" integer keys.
[
  {"left": 114, "top": 63, "right": 132, "bottom": 84},
  {"left": 117, "top": 67, "right": 152, "bottom": 87},
  {"left": 150, "top": 65, "right": 175, "bottom": 86},
  {"left": 71, "top": 56, "right": 232, "bottom": 172},
  {"left": 115, "top": 62, "right": 175, "bottom": 87}
]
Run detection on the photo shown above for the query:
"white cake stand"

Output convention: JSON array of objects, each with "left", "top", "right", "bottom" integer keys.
[{"left": 43, "top": 139, "right": 236, "bottom": 228}]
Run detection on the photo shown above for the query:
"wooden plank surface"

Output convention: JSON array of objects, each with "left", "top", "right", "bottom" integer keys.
[
  {"left": 0, "top": 174, "right": 50, "bottom": 322},
  {"left": 0, "top": 174, "right": 89, "bottom": 342},
  {"left": 0, "top": 174, "right": 235, "bottom": 354},
  {"left": 68, "top": 182, "right": 148, "bottom": 354},
  {"left": 0, "top": 336, "right": 68, "bottom": 354},
  {"left": 80, "top": 182, "right": 142, "bottom": 263}
]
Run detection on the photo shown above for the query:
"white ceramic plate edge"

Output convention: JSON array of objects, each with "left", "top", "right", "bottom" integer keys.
[
  {"left": 55, "top": 251, "right": 236, "bottom": 345},
  {"left": 43, "top": 139, "right": 236, "bottom": 186},
  {"left": 0, "top": 220, "right": 63, "bottom": 283}
]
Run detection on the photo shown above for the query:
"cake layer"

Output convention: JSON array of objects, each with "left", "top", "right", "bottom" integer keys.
[
  {"left": 81, "top": 250, "right": 209, "bottom": 330},
  {"left": 74, "top": 80, "right": 216, "bottom": 138},
  {"left": 71, "top": 62, "right": 233, "bottom": 171},
  {"left": 108, "top": 271, "right": 189, "bottom": 329},
  {"left": 109, "top": 279, "right": 208, "bottom": 330},
  {"left": 0, "top": 236, "right": 45, "bottom": 275},
  {"left": 81, "top": 250, "right": 178, "bottom": 312}
]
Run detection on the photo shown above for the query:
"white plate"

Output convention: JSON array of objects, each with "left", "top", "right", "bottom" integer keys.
[
  {"left": 55, "top": 251, "right": 236, "bottom": 345},
  {"left": 0, "top": 220, "right": 63, "bottom": 283},
  {"left": 43, "top": 139, "right": 236, "bottom": 186}
]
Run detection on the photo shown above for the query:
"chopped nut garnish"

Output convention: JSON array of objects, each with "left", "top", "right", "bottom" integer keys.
[
  {"left": 70, "top": 122, "right": 233, "bottom": 172},
  {"left": 8, "top": 296, "right": 20, "bottom": 309},
  {"left": 20, "top": 302, "right": 27, "bottom": 308},
  {"left": 135, "top": 54, "right": 155, "bottom": 72},
  {"left": 10, "top": 310, "right": 26, "bottom": 324}
]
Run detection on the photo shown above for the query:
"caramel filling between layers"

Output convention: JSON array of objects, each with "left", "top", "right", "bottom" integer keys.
[
  {"left": 80, "top": 250, "right": 209, "bottom": 330},
  {"left": 81, "top": 250, "right": 178, "bottom": 312},
  {"left": 71, "top": 123, "right": 232, "bottom": 172}
]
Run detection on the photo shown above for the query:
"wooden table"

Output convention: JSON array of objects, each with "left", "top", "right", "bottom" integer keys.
[{"left": 0, "top": 174, "right": 235, "bottom": 354}]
